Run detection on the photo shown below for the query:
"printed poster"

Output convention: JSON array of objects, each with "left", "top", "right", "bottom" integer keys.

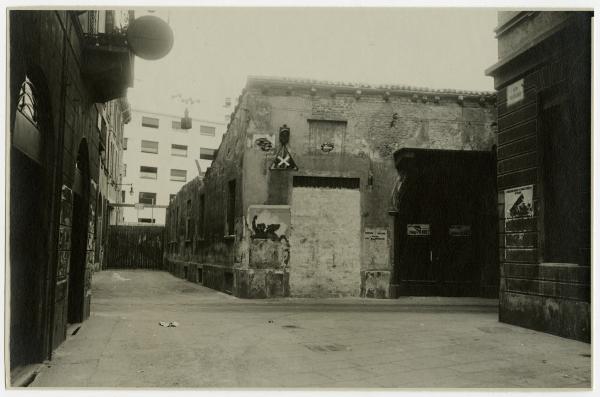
[{"left": 504, "top": 185, "right": 533, "bottom": 219}]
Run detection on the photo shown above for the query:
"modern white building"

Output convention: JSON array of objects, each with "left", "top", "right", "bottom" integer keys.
[{"left": 120, "top": 108, "right": 226, "bottom": 224}]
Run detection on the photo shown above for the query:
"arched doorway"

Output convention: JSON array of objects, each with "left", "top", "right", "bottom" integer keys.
[
  {"left": 9, "top": 72, "right": 55, "bottom": 368},
  {"left": 67, "top": 140, "right": 90, "bottom": 324}
]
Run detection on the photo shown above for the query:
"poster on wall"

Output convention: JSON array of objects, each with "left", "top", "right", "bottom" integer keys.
[{"left": 504, "top": 185, "right": 534, "bottom": 219}]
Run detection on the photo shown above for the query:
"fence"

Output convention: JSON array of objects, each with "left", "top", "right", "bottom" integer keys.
[{"left": 106, "top": 225, "right": 164, "bottom": 270}]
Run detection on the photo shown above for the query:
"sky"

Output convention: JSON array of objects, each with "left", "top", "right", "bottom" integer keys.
[{"left": 128, "top": 7, "right": 499, "bottom": 122}]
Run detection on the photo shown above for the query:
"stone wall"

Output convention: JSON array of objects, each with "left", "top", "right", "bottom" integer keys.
[
  {"left": 164, "top": 77, "right": 497, "bottom": 298},
  {"left": 9, "top": 11, "right": 107, "bottom": 365}
]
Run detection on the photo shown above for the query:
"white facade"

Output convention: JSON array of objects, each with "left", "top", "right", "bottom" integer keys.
[{"left": 121, "top": 109, "right": 226, "bottom": 225}]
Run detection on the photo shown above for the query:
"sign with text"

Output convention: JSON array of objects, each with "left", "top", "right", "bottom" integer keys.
[
  {"left": 407, "top": 224, "right": 430, "bottom": 236},
  {"left": 364, "top": 228, "right": 387, "bottom": 241},
  {"left": 505, "top": 185, "right": 534, "bottom": 219},
  {"left": 449, "top": 225, "right": 472, "bottom": 237},
  {"left": 506, "top": 79, "right": 524, "bottom": 107}
]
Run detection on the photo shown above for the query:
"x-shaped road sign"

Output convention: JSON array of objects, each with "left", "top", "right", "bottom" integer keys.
[{"left": 275, "top": 155, "right": 290, "bottom": 167}]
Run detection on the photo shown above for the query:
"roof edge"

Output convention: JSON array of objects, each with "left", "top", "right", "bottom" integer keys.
[{"left": 246, "top": 75, "right": 495, "bottom": 98}]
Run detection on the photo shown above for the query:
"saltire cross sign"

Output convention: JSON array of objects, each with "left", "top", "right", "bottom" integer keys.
[{"left": 271, "top": 124, "right": 298, "bottom": 171}]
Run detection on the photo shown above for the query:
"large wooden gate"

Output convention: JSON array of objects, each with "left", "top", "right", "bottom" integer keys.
[{"left": 106, "top": 225, "right": 165, "bottom": 270}]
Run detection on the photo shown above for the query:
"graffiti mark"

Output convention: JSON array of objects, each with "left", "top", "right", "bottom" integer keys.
[{"left": 255, "top": 137, "right": 273, "bottom": 151}]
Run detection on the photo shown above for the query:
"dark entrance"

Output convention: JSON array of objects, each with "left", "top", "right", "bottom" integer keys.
[
  {"left": 67, "top": 140, "right": 90, "bottom": 324},
  {"left": 9, "top": 74, "right": 55, "bottom": 368},
  {"left": 392, "top": 148, "right": 497, "bottom": 297}
]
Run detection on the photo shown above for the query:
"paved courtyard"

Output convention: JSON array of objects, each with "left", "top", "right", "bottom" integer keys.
[{"left": 30, "top": 270, "right": 591, "bottom": 389}]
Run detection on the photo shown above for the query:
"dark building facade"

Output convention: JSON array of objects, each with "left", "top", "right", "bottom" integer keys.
[
  {"left": 165, "top": 77, "right": 497, "bottom": 299},
  {"left": 486, "top": 11, "right": 592, "bottom": 342},
  {"left": 8, "top": 10, "right": 134, "bottom": 375}
]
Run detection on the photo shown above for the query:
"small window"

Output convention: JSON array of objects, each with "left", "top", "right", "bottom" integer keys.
[
  {"left": 171, "top": 144, "right": 188, "bottom": 157},
  {"left": 141, "top": 116, "right": 159, "bottom": 128},
  {"left": 200, "top": 125, "right": 216, "bottom": 136},
  {"left": 123, "top": 163, "right": 127, "bottom": 177},
  {"left": 170, "top": 169, "right": 187, "bottom": 182},
  {"left": 200, "top": 147, "right": 217, "bottom": 160},
  {"left": 121, "top": 190, "right": 126, "bottom": 203},
  {"left": 138, "top": 192, "right": 156, "bottom": 205},
  {"left": 141, "top": 140, "right": 159, "bottom": 154},
  {"left": 138, "top": 218, "right": 156, "bottom": 223},
  {"left": 123, "top": 137, "right": 128, "bottom": 150},
  {"left": 140, "top": 166, "right": 158, "bottom": 179},
  {"left": 172, "top": 120, "right": 181, "bottom": 130}
]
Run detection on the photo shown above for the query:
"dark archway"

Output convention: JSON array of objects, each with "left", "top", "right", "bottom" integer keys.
[
  {"left": 67, "top": 139, "right": 90, "bottom": 324},
  {"left": 9, "top": 69, "right": 56, "bottom": 368}
]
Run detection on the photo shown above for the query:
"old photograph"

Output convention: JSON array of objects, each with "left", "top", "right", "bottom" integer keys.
[{"left": 4, "top": 3, "right": 594, "bottom": 391}]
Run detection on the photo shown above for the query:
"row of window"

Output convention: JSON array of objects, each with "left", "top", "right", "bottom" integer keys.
[
  {"left": 141, "top": 116, "right": 216, "bottom": 136},
  {"left": 125, "top": 139, "right": 216, "bottom": 160},
  {"left": 138, "top": 166, "right": 188, "bottom": 182}
]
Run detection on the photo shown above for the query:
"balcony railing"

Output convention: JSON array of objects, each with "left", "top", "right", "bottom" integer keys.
[{"left": 78, "top": 10, "right": 135, "bottom": 103}]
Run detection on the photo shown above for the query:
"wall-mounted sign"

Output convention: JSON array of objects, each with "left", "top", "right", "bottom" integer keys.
[
  {"left": 321, "top": 142, "right": 335, "bottom": 152},
  {"left": 364, "top": 228, "right": 387, "bottom": 241},
  {"left": 506, "top": 79, "right": 524, "bottom": 107},
  {"left": 407, "top": 224, "right": 430, "bottom": 236},
  {"left": 505, "top": 185, "right": 533, "bottom": 219},
  {"left": 449, "top": 225, "right": 471, "bottom": 237}
]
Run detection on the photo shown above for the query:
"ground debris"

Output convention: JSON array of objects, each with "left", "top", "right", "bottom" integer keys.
[{"left": 158, "top": 321, "right": 179, "bottom": 327}]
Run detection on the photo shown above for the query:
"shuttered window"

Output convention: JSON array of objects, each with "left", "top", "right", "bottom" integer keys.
[
  {"left": 200, "top": 147, "right": 216, "bottom": 160},
  {"left": 141, "top": 116, "right": 159, "bottom": 128},
  {"left": 138, "top": 192, "right": 156, "bottom": 205},
  {"left": 172, "top": 120, "right": 181, "bottom": 129},
  {"left": 140, "top": 166, "right": 158, "bottom": 179},
  {"left": 308, "top": 119, "right": 347, "bottom": 154},
  {"left": 200, "top": 125, "right": 216, "bottom": 136},
  {"left": 171, "top": 144, "right": 188, "bottom": 157},
  {"left": 141, "top": 140, "right": 159, "bottom": 154},
  {"left": 170, "top": 169, "right": 187, "bottom": 182}
]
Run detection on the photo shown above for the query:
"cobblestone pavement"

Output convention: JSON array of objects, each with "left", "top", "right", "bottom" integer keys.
[{"left": 30, "top": 270, "right": 591, "bottom": 389}]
